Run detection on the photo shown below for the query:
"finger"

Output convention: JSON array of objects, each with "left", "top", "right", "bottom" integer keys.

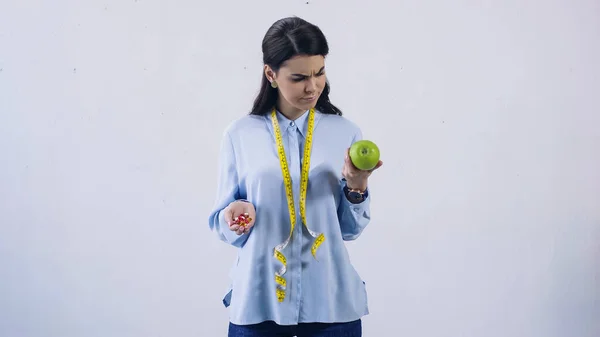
[
  {"left": 345, "top": 148, "right": 353, "bottom": 165},
  {"left": 237, "top": 223, "right": 248, "bottom": 235},
  {"left": 368, "top": 160, "right": 384, "bottom": 173},
  {"left": 343, "top": 152, "right": 352, "bottom": 176},
  {"left": 245, "top": 219, "right": 255, "bottom": 231},
  {"left": 345, "top": 148, "right": 360, "bottom": 170}
]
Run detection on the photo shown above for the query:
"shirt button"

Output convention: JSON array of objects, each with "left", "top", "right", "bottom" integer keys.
[{"left": 289, "top": 121, "right": 295, "bottom": 127}]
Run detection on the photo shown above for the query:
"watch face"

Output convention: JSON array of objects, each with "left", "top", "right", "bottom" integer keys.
[{"left": 349, "top": 191, "right": 363, "bottom": 201}]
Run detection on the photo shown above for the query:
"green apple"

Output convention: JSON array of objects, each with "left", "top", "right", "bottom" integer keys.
[{"left": 349, "top": 140, "right": 380, "bottom": 170}]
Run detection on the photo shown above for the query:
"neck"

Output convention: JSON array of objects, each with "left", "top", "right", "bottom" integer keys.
[{"left": 276, "top": 99, "right": 306, "bottom": 120}]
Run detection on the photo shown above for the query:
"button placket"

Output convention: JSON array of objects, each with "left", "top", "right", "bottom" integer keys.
[{"left": 287, "top": 123, "right": 303, "bottom": 314}]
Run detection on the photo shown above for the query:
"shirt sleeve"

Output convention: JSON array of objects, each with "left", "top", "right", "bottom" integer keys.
[
  {"left": 207, "top": 129, "right": 252, "bottom": 247},
  {"left": 336, "top": 128, "right": 372, "bottom": 241},
  {"left": 337, "top": 179, "right": 371, "bottom": 241}
]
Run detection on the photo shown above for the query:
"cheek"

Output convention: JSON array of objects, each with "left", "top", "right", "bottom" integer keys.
[
  {"left": 282, "top": 82, "right": 304, "bottom": 97},
  {"left": 317, "top": 77, "right": 327, "bottom": 89}
]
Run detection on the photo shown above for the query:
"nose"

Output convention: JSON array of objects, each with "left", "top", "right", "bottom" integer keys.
[{"left": 305, "top": 77, "right": 317, "bottom": 93}]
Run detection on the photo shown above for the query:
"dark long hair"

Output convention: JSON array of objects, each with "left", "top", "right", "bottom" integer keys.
[{"left": 250, "top": 17, "right": 342, "bottom": 116}]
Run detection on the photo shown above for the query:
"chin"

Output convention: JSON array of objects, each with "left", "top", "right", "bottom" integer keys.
[
  {"left": 296, "top": 103, "right": 316, "bottom": 112},
  {"left": 297, "top": 96, "right": 320, "bottom": 110}
]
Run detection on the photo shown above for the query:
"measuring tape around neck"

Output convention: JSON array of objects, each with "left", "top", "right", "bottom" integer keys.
[{"left": 270, "top": 108, "right": 325, "bottom": 302}]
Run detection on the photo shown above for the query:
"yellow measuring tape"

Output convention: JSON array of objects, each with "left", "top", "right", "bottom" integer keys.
[{"left": 270, "top": 107, "right": 325, "bottom": 302}]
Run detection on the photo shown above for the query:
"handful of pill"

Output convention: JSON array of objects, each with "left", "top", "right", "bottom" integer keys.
[{"left": 233, "top": 213, "right": 252, "bottom": 227}]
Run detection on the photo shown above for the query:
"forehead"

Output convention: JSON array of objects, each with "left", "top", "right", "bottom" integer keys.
[{"left": 280, "top": 55, "right": 325, "bottom": 74}]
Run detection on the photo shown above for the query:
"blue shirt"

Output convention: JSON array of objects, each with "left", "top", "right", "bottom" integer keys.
[{"left": 207, "top": 109, "right": 371, "bottom": 326}]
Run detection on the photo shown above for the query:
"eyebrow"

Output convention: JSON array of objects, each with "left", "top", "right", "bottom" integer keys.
[{"left": 291, "top": 66, "right": 325, "bottom": 77}]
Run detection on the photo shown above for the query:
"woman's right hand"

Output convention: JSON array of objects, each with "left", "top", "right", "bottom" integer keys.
[{"left": 224, "top": 200, "right": 256, "bottom": 235}]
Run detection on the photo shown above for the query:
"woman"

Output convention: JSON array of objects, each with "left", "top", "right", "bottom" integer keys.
[{"left": 208, "top": 16, "right": 383, "bottom": 337}]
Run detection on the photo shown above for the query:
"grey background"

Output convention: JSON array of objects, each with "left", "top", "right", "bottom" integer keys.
[{"left": 1, "top": 0, "right": 598, "bottom": 336}]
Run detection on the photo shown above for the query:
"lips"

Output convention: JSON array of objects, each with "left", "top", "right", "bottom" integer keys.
[{"left": 302, "top": 96, "right": 317, "bottom": 101}]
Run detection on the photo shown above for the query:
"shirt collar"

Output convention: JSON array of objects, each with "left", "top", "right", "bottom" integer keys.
[{"left": 275, "top": 109, "right": 310, "bottom": 138}]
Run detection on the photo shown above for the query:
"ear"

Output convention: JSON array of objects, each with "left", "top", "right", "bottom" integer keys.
[{"left": 264, "top": 65, "right": 276, "bottom": 82}]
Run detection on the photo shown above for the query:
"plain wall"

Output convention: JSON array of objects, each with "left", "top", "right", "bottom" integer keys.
[{"left": 1, "top": 0, "right": 598, "bottom": 336}]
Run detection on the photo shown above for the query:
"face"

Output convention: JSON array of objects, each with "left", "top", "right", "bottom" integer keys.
[{"left": 265, "top": 55, "right": 326, "bottom": 116}]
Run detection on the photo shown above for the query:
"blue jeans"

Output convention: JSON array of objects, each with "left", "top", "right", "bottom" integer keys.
[{"left": 228, "top": 319, "right": 362, "bottom": 337}]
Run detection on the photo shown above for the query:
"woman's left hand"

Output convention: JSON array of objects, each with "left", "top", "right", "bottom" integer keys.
[{"left": 342, "top": 148, "right": 383, "bottom": 191}]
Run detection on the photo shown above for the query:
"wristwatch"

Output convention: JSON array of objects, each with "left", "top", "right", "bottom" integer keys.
[{"left": 343, "top": 182, "right": 368, "bottom": 204}]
